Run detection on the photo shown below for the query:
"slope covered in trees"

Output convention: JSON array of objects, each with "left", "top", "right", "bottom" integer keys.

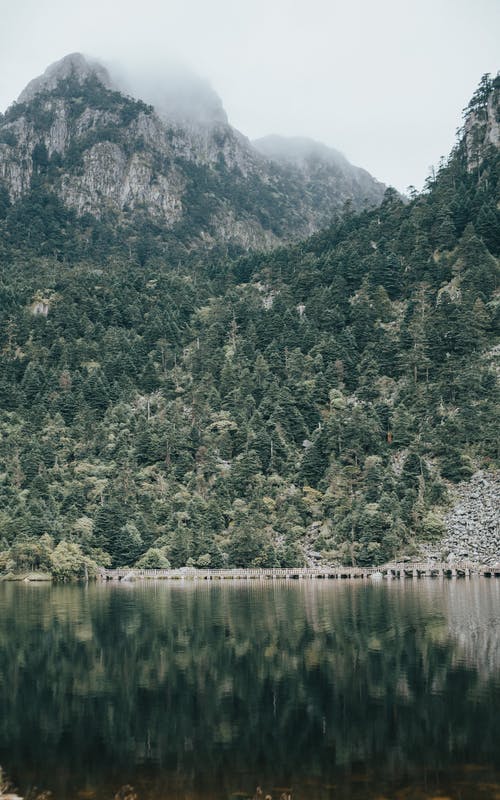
[{"left": 0, "top": 75, "right": 498, "bottom": 576}]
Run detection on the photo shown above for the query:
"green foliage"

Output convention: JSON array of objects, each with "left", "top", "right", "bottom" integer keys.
[
  {"left": 5, "top": 534, "right": 54, "bottom": 573},
  {"left": 49, "top": 540, "right": 100, "bottom": 581},
  {"left": 135, "top": 547, "right": 171, "bottom": 569}
]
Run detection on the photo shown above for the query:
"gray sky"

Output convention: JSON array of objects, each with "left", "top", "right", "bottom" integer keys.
[{"left": 0, "top": 0, "right": 498, "bottom": 191}]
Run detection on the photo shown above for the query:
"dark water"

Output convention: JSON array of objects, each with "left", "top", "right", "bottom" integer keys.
[{"left": 0, "top": 579, "right": 499, "bottom": 800}]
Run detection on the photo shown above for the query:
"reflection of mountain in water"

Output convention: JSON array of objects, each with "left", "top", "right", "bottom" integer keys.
[
  {"left": 0, "top": 582, "right": 498, "bottom": 799},
  {"left": 444, "top": 579, "right": 500, "bottom": 676}
]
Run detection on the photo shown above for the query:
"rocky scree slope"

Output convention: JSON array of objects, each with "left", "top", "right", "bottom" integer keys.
[
  {"left": 0, "top": 53, "right": 386, "bottom": 250},
  {"left": 442, "top": 471, "right": 499, "bottom": 566}
]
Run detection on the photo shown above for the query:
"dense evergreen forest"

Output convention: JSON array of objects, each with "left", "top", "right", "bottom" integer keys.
[{"left": 0, "top": 75, "right": 498, "bottom": 577}]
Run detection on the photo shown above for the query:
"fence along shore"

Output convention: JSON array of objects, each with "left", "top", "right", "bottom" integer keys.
[{"left": 102, "top": 562, "right": 500, "bottom": 581}]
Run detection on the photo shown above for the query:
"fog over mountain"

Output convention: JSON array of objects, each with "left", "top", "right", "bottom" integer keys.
[
  {"left": 1, "top": 0, "right": 498, "bottom": 191},
  {"left": 0, "top": 53, "right": 386, "bottom": 249},
  {"left": 109, "top": 61, "right": 229, "bottom": 129}
]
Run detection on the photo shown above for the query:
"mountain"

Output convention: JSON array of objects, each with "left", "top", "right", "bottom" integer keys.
[
  {"left": 0, "top": 53, "right": 386, "bottom": 251},
  {"left": 0, "top": 72, "right": 498, "bottom": 578},
  {"left": 253, "top": 134, "right": 382, "bottom": 214}
]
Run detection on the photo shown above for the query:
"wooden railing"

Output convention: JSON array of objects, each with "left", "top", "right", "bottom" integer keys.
[{"left": 101, "top": 562, "right": 500, "bottom": 581}]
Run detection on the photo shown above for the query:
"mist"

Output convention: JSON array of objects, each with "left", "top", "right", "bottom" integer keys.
[
  {"left": 108, "top": 58, "right": 229, "bottom": 127},
  {"left": 0, "top": 0, "right": 498, "bottom": 191}
]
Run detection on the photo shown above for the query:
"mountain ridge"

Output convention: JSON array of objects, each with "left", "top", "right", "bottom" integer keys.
[{"left": 0, "top": 53, "right": 386, "bottom": 251}]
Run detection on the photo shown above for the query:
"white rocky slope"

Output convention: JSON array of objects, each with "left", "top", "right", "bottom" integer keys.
[{"left": 422, "top": 471, "right": 500, "bottom": 566}]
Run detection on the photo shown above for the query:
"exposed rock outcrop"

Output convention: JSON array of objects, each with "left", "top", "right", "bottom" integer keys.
[{"left": 464, "top": 72, "right": 500, "bottom": 171}]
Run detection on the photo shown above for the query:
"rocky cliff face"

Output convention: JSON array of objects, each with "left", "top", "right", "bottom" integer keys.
[
  {"left": 464, "top": 72, "right": 500, "bottom": 171},
  {"left": 0, "top": 54, "right": 386, "bottom": 248}
]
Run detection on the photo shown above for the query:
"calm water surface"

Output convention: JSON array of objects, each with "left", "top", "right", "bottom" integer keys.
[{"left": 0, "top": 579, "right": 499, "bottom": 800}]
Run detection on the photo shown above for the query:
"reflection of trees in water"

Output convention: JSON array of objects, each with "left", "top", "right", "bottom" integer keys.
[
  {"left": 0, "top": 582, "right": 499, "bottom": 796},
  {"left": 444, "top": 579, "right": 500, "bottom": 677}
]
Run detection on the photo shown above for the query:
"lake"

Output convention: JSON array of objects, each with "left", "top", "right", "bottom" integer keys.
[{"left": 0, "top": 579, "right": 499, "bottom": 800}]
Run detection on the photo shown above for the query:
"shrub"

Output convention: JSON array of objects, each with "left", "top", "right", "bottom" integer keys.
[
  {"left": 135, "top": 548, "right": 171, "bottom": 569},
  {"left": 49, "top": 541, "right": 99, "bottom": 581}
]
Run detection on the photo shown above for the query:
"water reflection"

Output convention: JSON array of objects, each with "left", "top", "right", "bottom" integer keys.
[{"left": 0, "top": 580, "right": 499, "bottom": 799}]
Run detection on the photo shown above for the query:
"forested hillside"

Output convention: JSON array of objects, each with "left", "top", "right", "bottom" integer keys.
[{"left": 0, "top": 75, "right": 498, "bottom": 577}]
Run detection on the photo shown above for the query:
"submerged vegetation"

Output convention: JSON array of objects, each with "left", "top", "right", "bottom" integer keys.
[{"left": 0, "top": 74, "right": 498, "bottom": 574}]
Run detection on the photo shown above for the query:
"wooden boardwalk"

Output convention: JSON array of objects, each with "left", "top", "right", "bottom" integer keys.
[{"left": 102, "top": 562, "right": 500, "bottom": 581}]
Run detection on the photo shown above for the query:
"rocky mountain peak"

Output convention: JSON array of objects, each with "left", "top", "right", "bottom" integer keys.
[
  {"left": 18, "top": 53, "right": 112, "bottom": 104},
  {"left": 16, "top": 53, "right": 228, "bottom": 130},
  {"left": 0, "top": 53, "right": 386, "bottom": 249}
]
